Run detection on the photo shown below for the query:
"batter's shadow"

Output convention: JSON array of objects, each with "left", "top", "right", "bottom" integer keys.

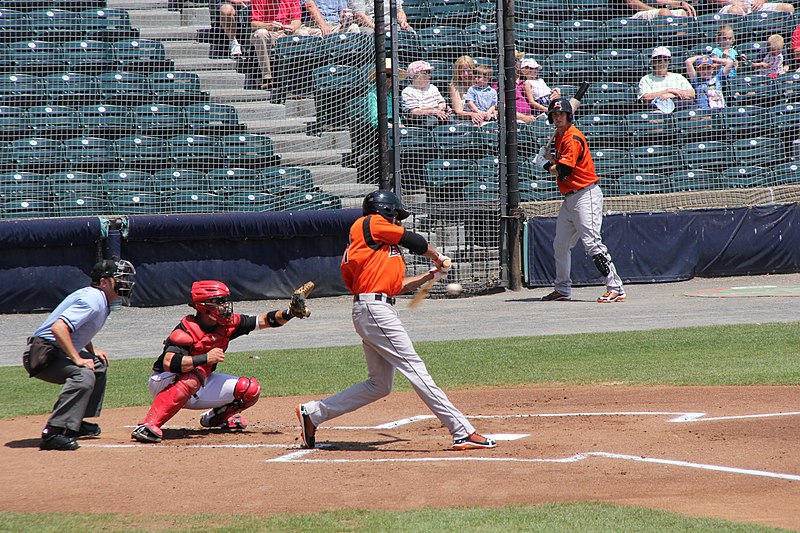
[{"left": 512, "top": 297, "right": 582, "bottom": 303}]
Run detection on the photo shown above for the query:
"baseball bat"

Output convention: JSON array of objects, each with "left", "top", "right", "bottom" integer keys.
[{"left": 408, "top": 258, "right": 451, "bottom": 309}]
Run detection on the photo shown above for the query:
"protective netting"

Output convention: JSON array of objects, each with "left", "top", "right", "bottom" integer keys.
[{"left": 1, "top": 0, "right": 800, "bottom": 293}]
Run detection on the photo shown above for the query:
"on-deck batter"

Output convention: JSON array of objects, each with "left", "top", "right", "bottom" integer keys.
[
  {"left": 540, "top": 97, "right": 625, "bottom": 303},
  {"left": 296, "top": 190, "right": 496, "bottom": 451}
]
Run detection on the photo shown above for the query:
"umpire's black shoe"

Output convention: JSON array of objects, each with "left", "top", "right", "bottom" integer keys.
[
  {"left": 40, "top": 427, "right": 79, "bottom": 451},
  {"left": 296, "top": 404, "right": 316, "bottom": 449},
  {"left": 75, "top": 421, "right": 101, "bottom": 438}
]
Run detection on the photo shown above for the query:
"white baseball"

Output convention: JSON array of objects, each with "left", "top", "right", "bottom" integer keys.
[{"left": 446, "top": 283, "right": 462, "bottom": 296}]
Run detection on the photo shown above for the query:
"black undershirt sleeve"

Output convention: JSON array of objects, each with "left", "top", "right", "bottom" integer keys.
[{"left": 399, "top": 229, "right": 428, "bottom": 255}]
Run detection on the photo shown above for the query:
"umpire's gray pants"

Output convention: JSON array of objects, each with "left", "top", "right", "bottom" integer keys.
[{"left": 35, "top": 351, "right": 107, "bottom": 433}]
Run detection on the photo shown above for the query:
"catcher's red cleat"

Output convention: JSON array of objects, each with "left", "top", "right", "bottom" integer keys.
[
  {"left": 296, "top": 404, "right": 316, "bottom": 449},
  {"left": 453, "top": 432, "right": 496, "bottom": 450},
  {"left": 225, "top": 413, "right": 248, "bottom": 430}
]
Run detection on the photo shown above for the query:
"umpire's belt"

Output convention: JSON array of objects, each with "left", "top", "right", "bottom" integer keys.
[
  {"left": 354, "top": 293, "right": 396, "bottom": 305},
  {"left": 564, "top": 182, "right": 598, "bottom": 196}
]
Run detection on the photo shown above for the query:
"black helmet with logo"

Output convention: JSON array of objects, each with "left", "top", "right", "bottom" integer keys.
[{"left": 362, "top": 190, "right": 411, "bottom": 221}]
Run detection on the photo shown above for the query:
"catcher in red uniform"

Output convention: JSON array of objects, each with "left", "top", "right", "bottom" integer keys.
[{"left": 131, "top": 279, "right": 312, "bottom": 443}]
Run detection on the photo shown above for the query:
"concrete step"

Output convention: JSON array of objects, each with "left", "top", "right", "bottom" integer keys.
[
  {"left": 196, "top": 70, "right": 247, "bottom": 91},
  {"left": 279, "top": 149, "right": 348, "bottom": 166},
  {"left": 320, "top": 182, "right": 374, "bottom": 197},
  {"left": 108, "top": 0, "right": 170, "bottom": 10},
  {"left": 269, "top": 132, "right": 351, "bottom": 153},
  {"left": 128, "top": 7, "right": 210, "bottom": 28},
  {"left": 162, "top": 40, "right": 211, "bottom": 59},
  {"left": 232, "top": 99, "right": 316, "bottom": 120},
  {"left": 246, "top": 117, "right": 314, "bottom": 135},
  {"left": 208, "top": 88, "right": 274, "bottom": 104},
  {"left": 309, "top": 165, "right": 358, "bottom": 185},
  {"left": 174, "top": 56, "right": 238, "bottom": 73},
  {"left": 139, "top": 25, "right": 199, "bottom": 42},
  {"left": 340, "top": 196, "right": 363, "bottom": 209}
]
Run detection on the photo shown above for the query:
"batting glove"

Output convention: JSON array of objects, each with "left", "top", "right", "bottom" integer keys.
[{"left": 429, "top": 267, "right": 448, "bottom": 281}]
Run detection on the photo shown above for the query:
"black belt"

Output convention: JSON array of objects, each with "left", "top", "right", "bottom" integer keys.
[
  {"left": 354, "top": 293, "right": 396, "bottom": 305},
  {"left": 565, "top": 183, "right": 598, "bottom": 196}
]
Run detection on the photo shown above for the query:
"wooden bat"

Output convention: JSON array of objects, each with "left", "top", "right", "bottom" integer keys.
[{"left": 408, "top": 258, "right": 451, "bottom": 309}]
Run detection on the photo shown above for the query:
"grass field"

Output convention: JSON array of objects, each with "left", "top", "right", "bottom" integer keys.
[{"left": 2, "top": 322, "right": 798, "bottom": 532}]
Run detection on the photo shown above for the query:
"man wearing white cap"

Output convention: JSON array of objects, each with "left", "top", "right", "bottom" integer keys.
[
  {"left": 401, "top": 60, "right": 452, "bottom": 127},
  {"left": 638, "top": 46, "right": 695, "bottom": 113}
]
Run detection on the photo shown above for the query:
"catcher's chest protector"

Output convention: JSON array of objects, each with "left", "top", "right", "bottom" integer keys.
[{"left": 176, "top": 315, "right": 240, "bottom": 355}]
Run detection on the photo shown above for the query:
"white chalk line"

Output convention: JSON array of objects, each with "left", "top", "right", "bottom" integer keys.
[{"left": 265, "top": 449, "right": 800, "bottom": 482}]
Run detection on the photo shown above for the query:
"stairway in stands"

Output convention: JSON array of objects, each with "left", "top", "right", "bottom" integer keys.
[{"left": 108, "top": 0, "right": 371, "bottom": 208}]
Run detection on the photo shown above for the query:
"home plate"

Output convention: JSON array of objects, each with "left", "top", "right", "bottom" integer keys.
[{"left": 487, "top": 433, "right": 529, "bottom": 441}]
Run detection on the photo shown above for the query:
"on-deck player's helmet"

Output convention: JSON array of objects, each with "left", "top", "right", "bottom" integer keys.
[
  {"left": 190, "top": 280, "right": 233, "bottom": 324},
  {"left": 91, "top": 259, "right": 136, "bottom": 304},
  {"left": 546, "top": 97, "right": 574, "bottom": 124},
  {"left": 362, "top": 189, "right": 411, "bottom": 221}
]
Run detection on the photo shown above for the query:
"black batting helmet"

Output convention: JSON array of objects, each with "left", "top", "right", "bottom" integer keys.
[
  {"left": 547, "top": 97, "right": 574, "bottom": 124},
  {"left": 362, "top": 190, "right": 411, "bottom": 221}
]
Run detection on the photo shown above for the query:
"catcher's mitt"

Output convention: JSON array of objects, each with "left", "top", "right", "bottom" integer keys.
[{"left": 289, "top": 281, "right": 315, "bottom": 318}]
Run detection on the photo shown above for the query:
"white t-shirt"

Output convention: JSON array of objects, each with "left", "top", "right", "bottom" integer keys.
[
  {"left": 401, "top": 84, "right": 446, "bottom": 111},
  {"left": 638, "top": 72, "right": 693, "bottom": 99},
  {"left": 524, "top": 78, "right": 552, "bottom": 103}
]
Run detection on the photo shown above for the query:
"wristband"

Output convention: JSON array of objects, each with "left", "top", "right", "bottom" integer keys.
[
  {"left": 543, "top": 161, "right": 553, "bottom": 171},
  {"left": 282, "top": 309, "right": 293, "bottom": 321},
  {"left": 191, "top": 354, "right": 208, "bottom": 368},
  {"left": 266, "top": 310, "right": 281, "bottom": 327}
]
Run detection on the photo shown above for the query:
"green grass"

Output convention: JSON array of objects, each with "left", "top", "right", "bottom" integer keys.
[
  {"left": 0, "top": 503, "right": 792, "bottom": 533},
  {"left": 4, "top": 322, "right": 798, "bottom": 533},
  {"left": 2, "top": 322, "right": 799, "bottom": 418}
]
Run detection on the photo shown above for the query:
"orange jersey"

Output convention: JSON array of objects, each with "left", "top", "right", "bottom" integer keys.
[
  {"left": 553, "top": 124, "right": 599, "bottom": 195},
  {"left": 341, "top": 215, "right": 407, "bottom": 296}
]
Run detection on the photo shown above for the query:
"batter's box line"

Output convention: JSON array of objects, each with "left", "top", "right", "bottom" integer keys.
[{"left": 265, "top": 449, "right": 800, "bottom": 483}]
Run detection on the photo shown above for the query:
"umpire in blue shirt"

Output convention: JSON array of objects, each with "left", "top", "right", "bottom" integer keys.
[{"left": 23, "top": 259, "right": 136, "bottom": 451}]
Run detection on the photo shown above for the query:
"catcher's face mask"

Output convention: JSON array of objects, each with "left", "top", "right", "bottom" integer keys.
[
  {"left": 196, "top": 296, "right": 234, "bottom": 324},
  {"left": 112, "top": 259, "right": 136, "bottom": 305}
]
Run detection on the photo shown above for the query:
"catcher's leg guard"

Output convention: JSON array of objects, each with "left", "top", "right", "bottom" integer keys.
[
  {"left": 200, "top": 376, "right": 261, "bottom": 429},
  {"left": 137, "top": 369, "right": 207, "bottom": 430}
]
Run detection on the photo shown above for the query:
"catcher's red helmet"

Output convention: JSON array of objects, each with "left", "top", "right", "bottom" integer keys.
[{"left": 190, "top": 280, "right": 233, "bottom": 323}]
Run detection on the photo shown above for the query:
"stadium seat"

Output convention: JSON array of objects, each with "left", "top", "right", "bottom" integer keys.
[
  {"left": 591, "top": 148, "right": 632, "bottom": 181},
  {"left": 167, "top": 134, "right": 221, "bottom": 171},
  {"left": 382, "top": 29, "right": 424, "bottom": 69},
  {"left": 0, "top": 105, "right": 30, "bottom": 139},
  {"left": 27, "top": 105, "right": 81, "bottom": 140},
  {"left": 151, "top": 168, "right": 208, "bottom": 194},
  {"left": 148, "top": 71, "right": 207, "bottom": 106},
  {"left": 61, "top": 39, "right": 115, "bottom": 74},
  {"left": 721, "top": 105, "right": 768, "bottom": 140},
  {"left": 775, "top": 72, "right": 800, "bottom": 103},
  {"left": 624, "top": 111, "right": 675, "bottom": 147},
  {"left": 425, "top": 164, "right": 474, "bottom": 202},
  {"left": 559, "top": 19, "right": 607, "bottom": 53},
  {"left": 399, "top": 0, "right": 430, "bottom": 29},
  {"left": 568, "top": 0, "right": 614, "bottom": 21},
  {"left": 313, "top": 64, "right": 370, "bottom": 131},
  {"left": 733, "top": 137, "right": 781, "bottom": 167},
  {"left": 185, "top": 102, "right": 245, "bottom": 137},
  {"left": 544, "top": 50, "right": 597, "bottom": 86},
  {"left": 427, "top": 0, "right": 477, "bottom": 26},
  {"left": 389, "top": 126, "right": 437, "bottom": 189},
  {"left": 434, "top": 122, "right": 492, "bottom": 160},
  {"left": 321, "top": 32, "right": 373, "bottom": 68},
  {"left": 78, "top": 103, "right": 135, "bottom": 138},
  {"left": 681, "top": 140, "right": 732, "bottom": 173},
  {"left": 48, "top": 169, "right": 99, "bottom": 197},
  {"left": 668, "top": 169, "right": 722, "bottom": 192},
  {"left": 2, "top": 197, "right": 54, "bottom": 218},
  {"left": 417, "top": 26, "right": 467, "bottom": 62},
  {"left": 585, "top": 82, "right": 639, "bottom": 115},
  {"left": 63, "top": 135, "right": 117, "bottom": 172},
  {"left": 769, "top": 102, "right": 800, "bottom": 144},
  {"left": 575, "top": 114, "right": 628, "bottom": 150},
  {"left": 207, "top": 167, "right": 262, "bottom": 196},
  {"left": 726, "top": 75, "right": 780, "bottom": 108},
  {"left": 99, "top": 169, "right": 153, "bottom": 195},
  {"left": 617, "top": 172, "right": 671, "bottom": 195},
  {"left": 226, "top": 191, "right": 280, "bottom": 212},
  {"left": 0, "top": 171, "right": 49, "bottom": 198},
  {"left": 55, "top": 194, "right": 108, "bottom": 216},
  {"left": 170, "top": 189, "right": 222, "bottom": 214},
  {"left": 9, "top": 136, "right": 66, "bottom": 172},
  {"left": 671, "top": 108, "right": 726, "bottom": 144},
  {"left": 651, "top": 16, "right": 701, "bottom": 50},
  {"left": 516, "top": 0, "right": 569, "bottom": 23},
  {"left": 0, "top": 9, "right": 32, "bottom": 44},
  {"left": 629, "top": 145, "right": 678, "bottom": 175},
  {"left": 270, "top": 35, "right": 324, "bottom": 103},
  {"left": 594, "top": 49, "right": 645, "bottom": 84},
  {"left": 79, "top": 8, "right": 138, "bottom": 43},
  {"left": 115, "top": 134, "right": 170, "bottom": 172},
  {"left": 44, "top": 72, "right": 100, "bottom": 107},
  {"left": 740, "top": 11, "right": 794, "bottom": 44},
  {"left": 771, "top": 162, "right": 800, "bottom": 185},
  {"left": 695, "top": 13, "right": 741, "bottom": 42},
  {"left": 219, "top": 132, "right": 279, "bottom": 169},
  {"left": 111, "top": 191, "right": 168, "bottom": 214},
  {"left": 282, "top": 190, "right": 341, "bottom": 211},
  {"left": 96, "top": 71, "right": 151, "bottom": 106},
  {"left": 426, "top": 158, "right": 476, "bottom": 174},
  {"left": 736, "top": 41, "right": 767, "bottom": 74},
  {"left": 28, "top": 9, "right": 84, "bottom": 43},
  {"left": 463, "top": 179, "right": 499, "bottom": 202},
  {"left": 604, "top": 17, "right": 654, "bottom": 50},
  {"left": 262, "top": 166, "right": 313, "bottom": 194},
  {"left": 111, "top": 38, "right": 173, "bottom": 73},
  {"left": 719, "top": 166, "right": 771, "bottom": 188},
  {"left": 9, "top": 39, "right": 66, "bottom": 75},
  {"left": 132, "top": 103, "right": 186, "bottom": 138},
  {"left": 519, "top": 178, "right": 560, "bottom": 201},
  {"left": 464, "top": 22, "right": 497, "bottom": 59},
  {"left": 515, "top": 20, "right": 561, "bottom": 57}
]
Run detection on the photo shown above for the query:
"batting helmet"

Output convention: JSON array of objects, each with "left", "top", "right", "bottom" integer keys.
[
  {"left": 190, "top": 280, "right": 233, "bottom": 324},
  {"left": 91, "top": 259, "right": 136, "bottom": 303},
  {"left": 362, "top": 189, "right": 410, "bottom": 221},
  {"left": 546, "top": 97, "right": 574, "bottom": 124}
]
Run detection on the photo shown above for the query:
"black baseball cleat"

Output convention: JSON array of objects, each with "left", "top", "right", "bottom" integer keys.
[
  {"left": 296, "top": 404, "right": 316, "bottom": 449},
  {"left": 40, "top": 427, "right": 79, "bottom": 451},
  {"left": 74, "top": 421, "right": 101, "bottom": 438}
]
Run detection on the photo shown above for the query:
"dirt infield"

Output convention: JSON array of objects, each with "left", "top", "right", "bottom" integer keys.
[{"left": 3, "top": 385, "right": 799, "bottom": 530}]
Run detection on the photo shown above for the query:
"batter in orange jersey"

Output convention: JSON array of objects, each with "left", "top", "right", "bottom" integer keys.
[{"left": 296, "top": 190, "right": 496, "bottom": 451}]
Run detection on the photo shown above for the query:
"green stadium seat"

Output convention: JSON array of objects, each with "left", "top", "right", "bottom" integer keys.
[
  {"left": 720, "top": 166, "right": 771, "bottom": 188},
  {"left": 726, "top": 75, "right": 780, "bottom": 108},
  {"left": 427, "top": 0, "right": 477, "bottom": 26},
  {"left": 514, "top": 20, "right": 561, "bottom": 57},
  {"left": 170, "top": 189, "right": 222, "bottom": 214},
  {"left": 463, "top": 179, "right": 498, "bottom": 202},
  {"left": 9, "top": 39, "right": 66, "bottom": 75},
  {"left": 78, "top": 103, "right": 135, "bottom": 139},
  {"left": 672, "top": 108, "right": 726, "bottom": 144},
  {"left": 0, "top": 9, "right": 32, "bottom": 44},
  {"left": 417, "top": 26, "right": 467, "bottom": 62},
  {"left": 681, "top": 140, "right": 732, "bottom": 172},
  {"left": 771, "top": 162, "right": 800, "bottom": 185},
  {"left": 618, "top": 172, "right": 671, "bottom": 195},
  {"left": 0, "top": 171, "right": 49, "bottom": 198},
  {"left": 28, "top": 9, "right": 84, "bottom": 43},
  {"left": 167, "top": 134, "right": 221, "bottom": 171},
  {"left": 668, "top": 169, "right": 722, "bottom": 192},
  {"left": 595, "top": 49, "right": 645, "bottom": 85},
  {"left": 132, "top": 103, "right": 186, "bottom": 138},
  {"left": 56, "top": 194, "right": 108, "bottom": 216},
  {"left": 63, "top": 135, "right": 117, "bottom": 171},
  {"left": 568, "top": 0, "right": 614, "bottom": 21},
  {"left": 464, "top": 22, "right": 497, "bottom": 58},
  {"left": 99, "top": 169, "right": 153, "bottom": 195},
  {"left": 44, "top": 72, "right": 100, "bottom": 107},
  {"left": 112, "top": 38, "right": 173, "bottom": 73},
  {"left": 313, "top": 64, "right": 370, "bottom": 131},
  {"left": 111, "top": 191, "right": 168, "bottom": 214},
  {"left": 575, "top": 114, "right": 627, "bottom": 150},
  {"left": 151, "top": 168, "right": 207, "bottom": 194},
  {"left": 434, "top": 122, "right": 493, "bottom": 160},
  {"left": 226, "top": 191, "right": 280, "bottom": 212},
  {"left": 0, "top": 105, "right": 30, "bottom": 139},
  {"left": 519, "top": 178, "right": 559, "bottom": 201},
  {"left": 591, "top": 148, "right": 632, "bottom": 181},
  {"left": 733, "top": 137, "right": 781, "bottom": 167},
  {"left": 624, "top": 110, "right": 675, "bottom": 147},
  {"left": 629, "top": 145, "right": 678, "bottom": 175},
  {"left": 10, "top": 136, "right": 66, "bottom": 172},
  {"left": 79, "top": 9, "right": 138, "bottom": 43},
  {"left": 604, "top": 17, "right": 654, "bottom": 50},
  {"left": 321, "top": 32, "right": 373, "bottom": 68},
  {"left": 544, "top": 50, "right": 597, "bottom": 87},
  {"left": 389, "top": 126, "right": 437, "bottom": 189},
  {"left": 115, "top": 135, "right": 170, "bottom": 172},
  {"left": 517, "top": 0, "right": 569, "bottom": 23},
  {"left": 48, "top": 169, "right": 99, "bottom": 198},
  {"left": 721, "top": 105, "right": 768, "bottom": 140},
  {"left": 425, "top": 165, "right": 473, "bottom": 203},
  {"left": 382, "top": 29, "right": 423, "bottom": 69},
  {"left": 148, "top": 71, "right": 206, "bottom": 106},
  {"left": 695, "top": 13, "right": 741, "bottom": 42},
  {"left": 399, "top": 0, "right": 430, "bottom": 29},
  {"left": 54, "top": 1, "right": 108, "bottom": 10},
  {"left": 585, "top": 81, "right": 639, "bottom": 115},
  {"left": 185, "top": 102, "right": 244, "bottom": 137},
  {"left": 740, "top": 11, "right": 794, "bottom": 44},
  {"left": 207, "top": 167, "right": 262, "bottom": 196},
  {"left": 769, "top": 103, "right": 800, "bottom": 145},
  {"left": 28, "top": 105, "right": 82, "bottom": 140},
  {"left": 96, "top": 71, "right": 151, "bottom": 106},
  {"left": 61, "top": 39, "right": 115, "bottom": 74},
  {"left": 262, "top": 166, "right": 313, "bottom": 193},
  {"left": 282, "top": 190, "right": 341, "bottom": 211},
  {"left": 651, "top": 16, "right": 702, "bottom": 50},
  {"left": 219, "top": 133, "right": 280, "bottom": 169},
  {"left": 270, "top": 35, "right": 324, "bottom": 103},
  {"left": 559, "top": 19, "right": 607, "bottom": 53},
  {"left": 2, "top": 197, "right": 54, "bottom": 218},
  {"left": 775, "top": 72, "right": 800, "bottom": 103}
]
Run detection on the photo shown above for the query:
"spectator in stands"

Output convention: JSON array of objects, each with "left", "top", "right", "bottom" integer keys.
[
  {"left": 250, "top": 0, "right": 302, "bottom": 90},
  {"left": 710, "top": 0, "right": 794, "bottom": 14},
  {"left": 449, "top": 55, "right": 483, "bottom": 125},
  {"left": 792, "top": 23, "right": 800, "bottom": 69},
  {"left": 710, "top": 25, "right": 740, "bottom": 78},
  {"left": 364, "top": 58, "right": 405, "bottom": 127},
  {"left": 638, "top": 46, "right": 695, "bottom": 113},
  {"left": 685, "top": 55, "right": 734, "bottom": 109},
  {"left": 465, "top": 65, "right": 498, "bottom": 123},
  {"left": 520, "top": 57, "right": 557, "bottom": 114},
  {"left": 625, "top": 0, "right": 696, "bottom": 19},
  {"left": 219, "top": 0, "right": 250, "bottom": 57},
  {"left": 350, "top": 0, "right": 413, "bottom": 33},
  {"left": 747, "top": 34, "right": 788, "bottom": 78},
  {"left": 299, "top": 0, "right": 360, "bottom": 36},
  {"left": 401, "top": 60, "right": 451, "bottom": 127}
]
